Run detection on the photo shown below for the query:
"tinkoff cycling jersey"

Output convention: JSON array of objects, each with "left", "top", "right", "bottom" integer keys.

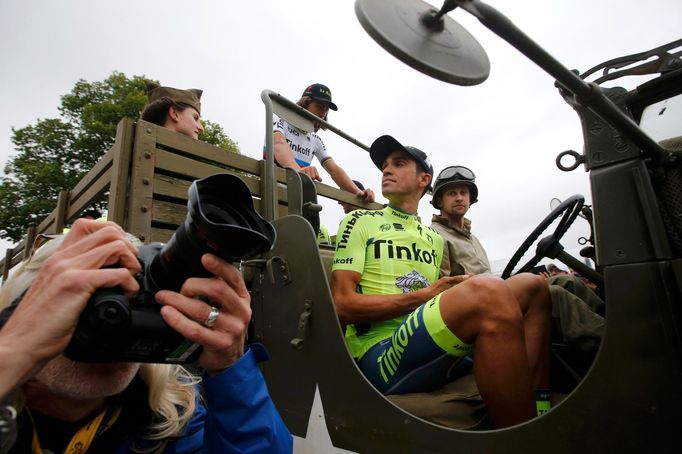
[
  {"left": 262, "top": 114, "right": 331, "bottom": 168},
  {"left": 332, "top": 205, "right": 473, "bottom": 393},
  {"left": 332, "top": 205, "right": 444, "bottom": 359}
]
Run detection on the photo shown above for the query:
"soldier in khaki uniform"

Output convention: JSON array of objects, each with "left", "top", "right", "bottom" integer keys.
[{"left": 429, "top": 165, "right": 604, "bottom": 355}]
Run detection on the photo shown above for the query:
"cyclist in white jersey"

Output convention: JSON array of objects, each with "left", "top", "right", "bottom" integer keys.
[{"left": 265, "top": 83, "right": 374, "bottom": 203}]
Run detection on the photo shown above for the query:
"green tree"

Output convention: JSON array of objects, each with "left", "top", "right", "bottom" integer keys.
[
  {"left": 0, "top": 72, "right": 239, "bottom": 241},
  {"left": 200, "top": 119, "right": 239, "bottom": 153}
]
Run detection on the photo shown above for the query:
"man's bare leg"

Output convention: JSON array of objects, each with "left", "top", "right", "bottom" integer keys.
[
  {"left": 438, "top": 275, "right": 536, "bottom": 427},
  {"left": 504, "top": 273, "right": 552, "bottom": 390}
]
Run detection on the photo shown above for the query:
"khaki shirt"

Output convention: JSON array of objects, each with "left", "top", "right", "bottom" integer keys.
[{"left": 430, "top": 214, "right": 491, "bottom": 277}]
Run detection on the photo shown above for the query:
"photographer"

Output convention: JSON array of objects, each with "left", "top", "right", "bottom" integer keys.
[{"left": 0, "top": 219, "right": 292, "bottom": 452}]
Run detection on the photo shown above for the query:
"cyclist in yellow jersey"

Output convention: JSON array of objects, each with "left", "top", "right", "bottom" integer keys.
[{"left": 331, "top": 135, "right": 552, "bottom": 428}]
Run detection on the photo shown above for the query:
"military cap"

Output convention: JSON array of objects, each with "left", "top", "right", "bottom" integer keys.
[{"left": 144, "top": 80, "right": 202, "bottom": 114}]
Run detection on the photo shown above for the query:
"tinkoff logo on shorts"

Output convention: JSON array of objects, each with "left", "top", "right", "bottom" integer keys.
[
  {"left": 379, "top": 309, "right": 421, "bottom": 382},
  {"left": 395, "top": 270, "right": 429, "bottom": 293}
]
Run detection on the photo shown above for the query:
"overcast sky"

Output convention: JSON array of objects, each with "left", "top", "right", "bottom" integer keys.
[{"left": 1, "top": 0, "right": 680, "bottom": 271}]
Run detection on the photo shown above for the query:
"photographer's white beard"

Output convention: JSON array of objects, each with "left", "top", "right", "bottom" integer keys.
[{"left": 32, "top": 355, "right": 141, "bottom": 401}]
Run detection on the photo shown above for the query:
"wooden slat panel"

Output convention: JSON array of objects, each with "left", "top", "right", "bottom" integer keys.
[
  {"left": 3, "top": 249, "right": 13, "bottom": 282},
  {"left": 35, "top": 166, "right": 112, "bottom": 236},
  {"left": 150, "top": 198, "right": 289, "bottom": 225},
  {"left": 8, "top": 253, "right": 24, "bottom": 270},
  {"left": 66, "top": 168, "right": 112, "bottom": 221},
  {"left": 126, "top": 122, "right": 157, "bottom": 241},
  {"left": 258, "top": 161, "right": 290, "bottom": 220},
  {"left": 23, "top": 227, "right": 36, "bottom": 259},
  {"left": 153, "top": 150, "right": 290, "bottom": 205},
  {"left": 150, "top": 227, "right": 174, "bottom": 244},
  {"left": 153, "top": 175, "right": 191, "bottom": 200},
  {"left": 0, "top": 235, "right": 31, "bottom": 280},
  {"left": 154, "top": 149, "right": 237, "bottom": 182},
  {"left": 274, "top": 164, "right": 287, "bottom": 184},
  {"left": 152, "top": 173, "right": 288, "bottom": 204},
  {"left": 108, "top": 118, "right": 136, "bottom": 226},
  {"left": 36, "top": 211, "right": 56, "bottom": 234},
  {"left": 153, "top": 149, "right": 284, "bottom": 192},
  {"left": 69, "top": 146, "right": 114, "bottom": 203},
  {"left": 54, "top": 191, "right": 70, "bottom": 234},
  {"left": 33, "top": 143, "right": 119, "bottom": 235},
  {"left": 150, "top": 120, "right": 262, "bottom": 175},
  {"left": 149, "top": 205, "right": 290, "bottom": 246},
  {"left": 4, "top": 113, "right": 374, "bottom": 280},
  {"left": 253, "top": 199, "right": 289, "bottom": 218},
  {"left": 148, "top": 118, "right": 289, "bottom": 184},
  {"left": 153, "top": 173, "right": 259, "bottom": 200},
  {"left": 152, "top": 200, "right": 186, "bottom": 225},
  {"left": 314, "top": 181, "right": 383, "bottom": 210}
]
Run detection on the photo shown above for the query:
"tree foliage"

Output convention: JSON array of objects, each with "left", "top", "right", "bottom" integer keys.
[
  {"left": 0, "top": 72, "right": 239, "bottom": 241},
  {"left": 200, "top": 119, "right": 239, "bottom": 153}
]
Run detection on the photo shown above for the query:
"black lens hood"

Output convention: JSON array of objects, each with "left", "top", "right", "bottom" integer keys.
[{"left": 188, "top": 173, "right": 276, "bottom": 260}]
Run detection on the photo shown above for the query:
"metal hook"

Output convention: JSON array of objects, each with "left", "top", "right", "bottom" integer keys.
[{"left": 556, "top": 150, "right": 584, "bottom": 172}]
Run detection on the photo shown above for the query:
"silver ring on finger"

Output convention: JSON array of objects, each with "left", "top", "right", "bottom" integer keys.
[{"left": 204, "top": 306, "right": 220, "bottom": 328}]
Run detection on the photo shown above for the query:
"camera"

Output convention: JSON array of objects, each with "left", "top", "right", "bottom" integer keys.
[{"left": 64, "top": 173, "right": 276, "bottom": 364}]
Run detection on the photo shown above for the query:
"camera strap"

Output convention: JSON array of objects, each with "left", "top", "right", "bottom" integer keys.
[{"left": 30, "top": 401, "right": 122, "bottom": 454}]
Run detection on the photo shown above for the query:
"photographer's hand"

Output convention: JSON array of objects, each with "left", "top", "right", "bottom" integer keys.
[
  {"left": 155, "top": 253, "right": 251, "bottom": 374},
  {"left": 0, "top": 219, "right": 140, "bottom": 399}
]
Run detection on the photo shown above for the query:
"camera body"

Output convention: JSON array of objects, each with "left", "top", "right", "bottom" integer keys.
[
  {"left": 64, "top": 173, "right": 276, "bottom": 364},
  {"left": 65, "top": 242, "right": 204, "bottom": 363}
]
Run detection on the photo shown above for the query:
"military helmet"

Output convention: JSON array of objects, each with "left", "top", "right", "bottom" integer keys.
[{"left": 431, "top": 165, "right": 478, "bottom": 207}]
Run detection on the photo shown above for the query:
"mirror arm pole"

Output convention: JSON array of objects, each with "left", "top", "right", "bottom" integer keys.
[
  {"left": 456, "top": 0, "right": 667, "bottom": 162},
  {"left": 435, "top": 0, "right": 459, "bottom": 20}
]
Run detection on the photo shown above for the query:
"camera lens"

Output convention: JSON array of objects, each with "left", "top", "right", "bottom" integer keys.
[{"left": 147, "top": 174, "right": 276, "bottom": 292}]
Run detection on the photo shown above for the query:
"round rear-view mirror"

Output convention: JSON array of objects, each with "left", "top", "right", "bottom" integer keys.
[{"left": 355, "top": 0, "right": 490, "bottom": 85}]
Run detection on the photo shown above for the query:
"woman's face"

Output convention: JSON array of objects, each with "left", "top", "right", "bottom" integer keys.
[{"left": 167, "top": 106, "right": 203, "bottom": 139}]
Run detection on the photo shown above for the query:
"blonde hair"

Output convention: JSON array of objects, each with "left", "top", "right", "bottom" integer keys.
[{"left": 0, "top": 234, "right": 200, "bottom": 448}]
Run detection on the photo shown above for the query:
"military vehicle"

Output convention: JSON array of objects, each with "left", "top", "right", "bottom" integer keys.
[
  {"left": 1, "top": 0, "right": 679, "bottom": 453},
  {"left": 256, "top": 1, "right": 682, "bottom": 452}
]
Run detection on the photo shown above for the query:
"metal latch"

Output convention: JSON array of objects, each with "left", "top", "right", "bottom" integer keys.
[
  {"left": 290, "top": 300, "right": 312, "bottom": 350},
  {"left": 265, "top": 256, "right": 291, "bottom": 285}
]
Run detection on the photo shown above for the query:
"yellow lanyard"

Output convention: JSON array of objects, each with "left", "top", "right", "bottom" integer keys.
[{"left": 31, "top": 404, "right": 122, "bottom": 454}]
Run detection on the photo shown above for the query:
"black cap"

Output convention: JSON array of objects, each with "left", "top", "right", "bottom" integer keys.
[
  {"left": 369, "top": 135, "right": 433, "bottom": 177},
  {"left": 302, "top": 83, "right": 338, "bottom": 111}
]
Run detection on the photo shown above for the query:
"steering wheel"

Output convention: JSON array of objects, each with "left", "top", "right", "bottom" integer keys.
[{"left": 501, "top": 194, "right": 584, "bottom": 279}]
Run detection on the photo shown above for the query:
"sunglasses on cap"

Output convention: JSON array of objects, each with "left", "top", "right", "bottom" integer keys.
[{"left": 437, "top": 166, "right": 476, "bottom": 182}]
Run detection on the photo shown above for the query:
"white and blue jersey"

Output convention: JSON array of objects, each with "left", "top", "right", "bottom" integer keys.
[{"left": 264, "top": 114, "right": 331, "bottom": 168}]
